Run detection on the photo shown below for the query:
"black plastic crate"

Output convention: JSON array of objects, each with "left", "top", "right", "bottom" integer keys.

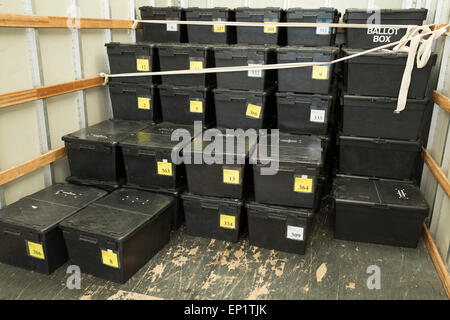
[
  {"left": 344, "top": 9, "right": 427, "bottom": 49},
  {"left": 343, "top": 49, "right": 436, "bottom": 98},
  {"left": 253, "top": 133, "right": 325, "bottom": 209},
  {"left": 108, "top": 82, "right": 160, "bottom": 122},
  {"left": 106, "top": 42, "right": 159, "bottom": 84},
  {"left": 236, "top": 7, "right": 284, "bottom": 45},
  {"left": 60, "top": 189, "right": 174, "bottom": 283},
  {"left": 214, "top": 88, "right": 275, "bottom": 129},
  {"left": 158, "top": 43, "right": 215, "bottom": 87},
  {"left": 278, "top": 46, "right": 338, "bottom": 94},
  {"left": 246, "top": 201, "right": 314, "bottom": 255},
  {"left": 338, "top": 135, "right": 421, "bottom": 180},
  {"left": 342, "top": 95, "right": 430, "bottom": 140},
  {"left": 0, "top": 184, "right": 106, "bottom": 274},
  {"left": 159, "top": 85, "right": 214, "bottom": 127},
  {"left": 286, "top": 7, "right": 340, "bottom": 46},
  {"left": 185, "top": 7, "right": 235, "bottom": 44},
  {"left": 139, "top": 6, "right": 186, "bottom": 43},
  {"left": 182, "top": 193, "right": 244, "bottom": 242},
  {"left": 276, "top": 92, "right": 334, "bottom": 135},
  {"left": 214, "top": 45, "right": 277, "bottom": 91},
  {"left": 333, "top": 175, "right": 428, "bottom": 248},
  {"left": 120, "top": 123, "right": 196, "bottom": 190},
  {"left": 62, "top": 120, "right": 149, "bottom": 187},
  {"left": 184, "top": 131, "right": 257, "bottom": 199}
]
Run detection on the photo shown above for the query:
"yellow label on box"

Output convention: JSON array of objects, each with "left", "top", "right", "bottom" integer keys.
[
  {"left": 264, "top": 23, "right": 277, "bottom": 34},
  {"left": 220, "top": 214, "right": 236, "bottom": 229},
  {"left": 246, "top": 103, "right": 262, "bottom": 119},
  {"left": 190, "top": 61, "right": 203, "bottom": 70},
  {"left": 223, "top": 169, "right": 240, "bottom": 185},
  {"left": 294, "top": 177, "right": 313, "bottom": 193},
  {"left": 312, "top": 65, "right": 329, "bottom": 80},
  {"left": 190, "top": 100, "right": 203, "bottom": 113},
  {"left": 137, "top": 97, "right": 151, "bottom": 110},
  {"left": 157, "top": 161, "right": 173, "bottom": 176},
  {"left": 136, "top": 58, "right": 150, "bottom": 72},
  {"left": 213, "top": 24, "right": 226, "bottom": 33},
  {"left": 101, "top": 250, "right": 119, "bottom": 268},
  {"left": 27, "top": 241, "right": 45, "bottom": 260}
]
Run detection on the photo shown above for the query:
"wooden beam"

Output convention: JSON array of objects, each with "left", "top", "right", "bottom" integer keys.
[
  {"left": 0, "top": 147, "right": 67, "bottom": 186},
  {"left": 0, "top": 13, "right": 141, "bottom": 29},
  {"left": 433, "top": 90, "right": 450, "bottom": 113},
  {"left": 422, "top": 147, "right": 450, "bottom": 198},
  {"left": 0, "top": 76, "right": 104, "bottom": 109},
  {"left": 423, "top": 222, "right": 450, "bottom": 299}
]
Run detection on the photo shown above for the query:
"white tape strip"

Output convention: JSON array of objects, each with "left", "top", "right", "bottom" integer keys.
[{"left": 132, "top": 19, "right": 420, "bottom": 29}]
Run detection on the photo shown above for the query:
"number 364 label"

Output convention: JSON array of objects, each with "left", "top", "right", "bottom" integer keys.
[{"left": 294, "top": 176, "right": 313, "bottom": 193}]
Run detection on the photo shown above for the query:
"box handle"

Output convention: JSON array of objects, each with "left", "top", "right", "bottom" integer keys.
[
  {"left": 3, "top": 229, "right": 21, "bottom": 237},
  {"left": 79, "top": 234, "right": 98, "bottom": 244}
]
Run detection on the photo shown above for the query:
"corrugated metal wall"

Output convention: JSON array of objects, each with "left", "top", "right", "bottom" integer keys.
[{"left": 0, "top": 0, "right": 448, "bottom": 269}]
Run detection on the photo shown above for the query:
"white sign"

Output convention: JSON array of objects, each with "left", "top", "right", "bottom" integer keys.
[
  {"left": 287, "top": 225, "right": 304, "bottom": 241},
  {"left": 166, "top": 23, "right": 178, "bottom": 32},
  {"left": 248, "top": 64, "right": 263, "bottom": 78},
  {"left": 310, "top": 109, "right": 326, "bottom": 123}
]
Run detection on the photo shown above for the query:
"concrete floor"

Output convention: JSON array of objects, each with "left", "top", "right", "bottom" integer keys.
[{"left": 0, "top": 197, "right": 446, "bottom": 300}]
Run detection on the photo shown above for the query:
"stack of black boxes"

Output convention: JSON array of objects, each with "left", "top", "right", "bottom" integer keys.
[{"left": 334, "top": 9, "right": 433, "bottom": 248}]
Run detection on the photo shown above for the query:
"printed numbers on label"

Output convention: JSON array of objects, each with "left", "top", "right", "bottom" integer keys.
[
  {"left": 157, "top": 161, "right": 173, "bottom": 176},
  {"left": 27, "top": 241, "right": 45, "bottom": 260},
  {"left": 214, "top": 24, "right": 226, "bottom": 33},
  {"left": 101, "top": 250, "right": 119, "bottom": 268},
  {"left": 248, "top": 64, "right": 263, "bottom": 78},
  {"left": 264, "top": 24, "right": 277, "bottom": 34},
  {"left": 312, "top": 65, "right": 329, "bottom": 80},
  {"left": 246, "top": 103, "right": 262, "bottom": 119},
  {"left": 166, "top": 23, "right": 178, "bottom": 32},
  {"left": 223, "top": 169, "right": 240, "bottom": 185},
  {"left": 190, "top": 100, "right": 203, "bottom": 113},
  {"left": 138, "top": 97, "right": 151, "bottom": 110},
  {"left": 310, "top": 109, "right": 325, "bottom": 123},
  {"left": 220, "top": 214, "right": 236, "bottom": 229},
  {"left": 190, "top": 61, "right": 203, "bottom": 70},
  {"left": 136, "top": 59, "right": 150, "bottom": 72},
  {"left": 287, "top": 225, "right": 304, "bottom": 241},
  {"left": 294, "top": 177, "right": 313, "bottom": 193}
]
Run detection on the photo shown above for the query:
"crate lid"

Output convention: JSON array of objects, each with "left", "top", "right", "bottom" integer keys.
[
  {"left": 334, "top": 175, "right": 428, "bottom": 214},
  {"left": 338, "top": 135, "right": 421, "bottom": 152},
  {"left": 157, "top": 43, "right": 213, "bottom": 56},
  {"left": 120, "top": 123, "right": 195, "bottom": 151},
  {"left": 343, "top": 48, "right": 437, "bottom": 66},
  {"left": 60, "top": 189, "right": 174, "bottom": 240},
  {"left": 185, "top": 7, "right": 231, "bottom": 19},
  {"left": 287, "top": 7, "right": 339, "bottom": 20},
  {"left": 213, "top": 87, "right": 273, "bottom": 99},
  {"left": 183, "top": 130, "right": 258, "bottom": 162},
  {"left": 257, "top": 132, "right": 325, "bottom": 167},
  {"left": 105, "top": 42, "right": 156, "bottom": 50},
  {"left": 343, "top": 95, "right": 429, "bottom": 111},
  {"left": 181, "top": 192, "right": 243, "bottom": 206},
  {"left": 278, "top": 46, "right": 339, "bottom": 55},
  {"left": 236, "top": 7, "right": 282, "bottom": 16},
  {"left": 0, "top": 184, "right": 106, "bottom": 233},
  {"left": 344, "top": 8, "right": 427, "bottom": 21},
  {"left": 276, "top": 92, "right": 333, "bottom": 104},
  {"left": 245, "top": 200, "right": 314, "bottom": 218},
  {"left": 62, "top": 120, "right": 149, "bottom": 146},
  {"left": 158, "top": 84, "right": 209, "bottom": 95},
  {"left": 139, "top": 6, "right": 183, "bottom": 15}
]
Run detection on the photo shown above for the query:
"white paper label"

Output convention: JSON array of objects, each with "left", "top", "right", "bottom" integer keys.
[
  {"left": 310, "top": 109, "right": 325, "bottom": 123},
  {"left": 287, "top": 225, "right": 304, "bottom": 241},
  {"left": 316, "top": 19, "right": 332, "bottom": 35},
  {"left": 248, "top": 64, "right": 263, "bottom": 78},
  {"left": 166, "top": 23, "right": 178, "bottom": 32}
]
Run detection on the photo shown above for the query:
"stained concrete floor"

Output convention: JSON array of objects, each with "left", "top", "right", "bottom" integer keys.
[{"left": 0, "top": 197, "right": 446, "bottom": 300}]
